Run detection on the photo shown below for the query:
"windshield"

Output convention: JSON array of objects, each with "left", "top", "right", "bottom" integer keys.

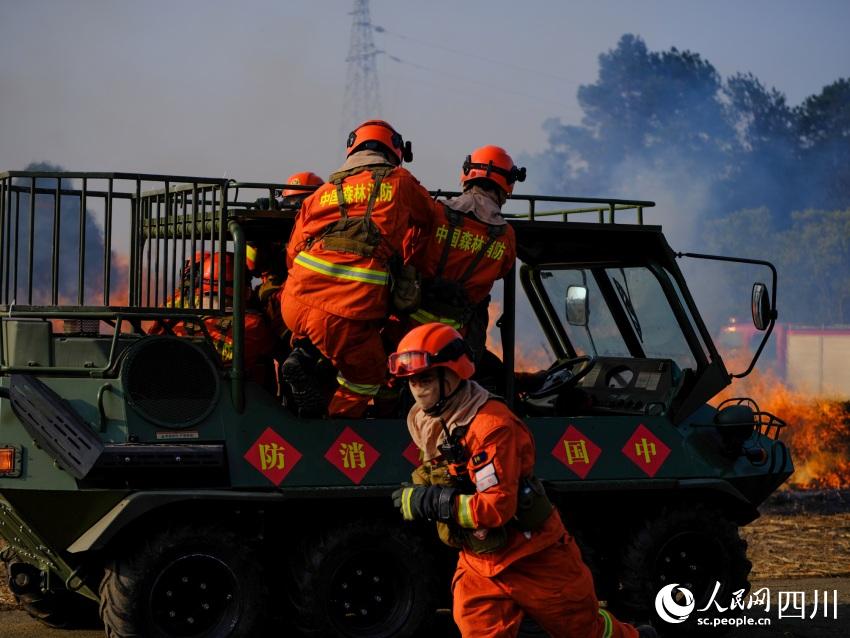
[{"left": 539, "top": 266, "right": 698, "bottom": 371}]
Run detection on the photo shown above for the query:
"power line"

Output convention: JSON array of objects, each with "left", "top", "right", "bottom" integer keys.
[
  {"left": 374, "top": 25, "right": 582, "bottom": 87},
  {"left": 384, "top": 53, "right": 576, "bottom": 111}
]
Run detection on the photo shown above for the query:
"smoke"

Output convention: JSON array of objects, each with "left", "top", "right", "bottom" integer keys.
[
  {"left": 522, "top": 35, "right": 850, "bottom": 331},
  {"left": 7, "top": 162, "right": 129, "bottom": 307}
]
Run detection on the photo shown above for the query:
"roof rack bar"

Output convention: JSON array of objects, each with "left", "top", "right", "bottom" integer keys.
[
  {"left": 103, "top": 178, "right": 113, "bottom": 306},
  {"left": 27, "top": 178, "right": 35, "bottom": 305},
  {"left": 78, "top": 178, "right": 87, "bottom": 306},
  {"left": 51, "top": 177, "right": 61, "bottom": 306}
]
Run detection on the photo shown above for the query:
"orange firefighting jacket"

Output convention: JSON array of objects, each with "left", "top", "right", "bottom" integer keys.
[
  {"left": 452, "top": 399, "right": 565, "bottom": 577},
  {"left": 285, "top": 164, "right": 441, "bottom": 320},
  {"left": 403, "top": 205, "right": 516, "bottom": 327}
]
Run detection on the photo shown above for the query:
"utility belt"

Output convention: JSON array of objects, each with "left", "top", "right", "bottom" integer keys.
[
  {"left": 414, "top": 461, "right": 554, "bottom": 554},
  {"left": 416, "top": 277, "right": 475, "bottom": 325}
]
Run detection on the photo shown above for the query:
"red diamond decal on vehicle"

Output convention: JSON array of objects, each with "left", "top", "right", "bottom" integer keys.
[
  {"left": 622, "top": 424, "right": 670, "bottom": 477},
  {"left": 403, "top": 441, "right": 423, "bottom": 467},
  {"left": 243, "top": 427, "right": 302, "bottom": 485},
  {"left": 551, "top": 425, "right": 602, "bottom": 479},
  {"left": 324, "top": 426, "right": 381, "bottom": 484}
]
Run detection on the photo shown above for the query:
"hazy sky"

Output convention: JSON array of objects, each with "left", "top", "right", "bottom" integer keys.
[{"left": 2, "top": 0, "right": 849, "bottom": 190}]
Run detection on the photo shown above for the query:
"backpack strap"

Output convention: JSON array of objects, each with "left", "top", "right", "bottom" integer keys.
[
  {"left": 434, "top": 205, "right": 465, "bottom": 279},
  {"left": 456, "top": 220, "right": 506, "bottom": 285}
]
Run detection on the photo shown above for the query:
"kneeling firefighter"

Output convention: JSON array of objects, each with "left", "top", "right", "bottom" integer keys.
[
  {"left": 281, "top": 119, "right": 442, "bottom": 418},
  {"left": 390, "top": 323, "right": 655, "bottom": 638}
]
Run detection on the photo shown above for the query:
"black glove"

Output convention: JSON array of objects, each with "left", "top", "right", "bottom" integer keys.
[
  {"left": 254, "top": 197, "right": 280, "bottom": 211},
  {"left": 392, "top": 485, "right": 457, "bottom": 522}
]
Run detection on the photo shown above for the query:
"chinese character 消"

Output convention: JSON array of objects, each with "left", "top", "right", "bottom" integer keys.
[{"left": 340, "top": 441, "right": 366, "bottom": 469}]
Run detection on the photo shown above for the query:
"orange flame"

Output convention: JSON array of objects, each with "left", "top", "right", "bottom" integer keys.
[
  {"left": 486, "top": 300, "right": 554, "bottom": 372},
  {"left": 715, "top": 364, "right": 850, "bottom": 490}
]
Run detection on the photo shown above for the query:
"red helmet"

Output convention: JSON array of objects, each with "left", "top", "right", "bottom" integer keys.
[
  {"left": 388, "top": 323, "right": 475, "bottom": 380},
  {"left": 197, "top": 251, "right": 235, "bottom": 296},
  {"left": 282, "top": 171, "right": 324, "bottom": 199},
  {"left": 346, "top": 119, "right": 413, "bottom": 164},
  {"left": 460, "top": 145, "right": 526, "bottom": 194}
]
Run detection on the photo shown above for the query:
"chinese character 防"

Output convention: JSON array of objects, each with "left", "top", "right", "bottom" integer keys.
[
  {"left": 259, "top": 443, "right": 285, "bottom": 471},
  {"left": 340, "top": 441, "right": 366, "bottom": 469},
  {"left": 564, "top": 440, "right": 590, "bottom": 465}
]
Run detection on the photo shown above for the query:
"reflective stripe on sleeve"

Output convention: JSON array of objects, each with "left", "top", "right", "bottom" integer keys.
[
  {"left": 598, "top": 608, "right": 613, "bottom": 638},
  {"left": 402, "top": 488, "right": 415, "bottom": 520},
  {"left": 336, "top": 373, "right": 381, "bottom": 396},
  {"left": 409, "top": 308, "right": 463, "bottom": 329},
  {"left": 294, "top": 251, "right": 389, "bottom": 285},
  {"left": 457, "top": 494, "right": 476, "bottom": 529}
]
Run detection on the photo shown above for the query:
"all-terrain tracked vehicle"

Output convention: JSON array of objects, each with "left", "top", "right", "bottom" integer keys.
[{"left": 0, "top": 171, "right": 792, "bottom": 636}]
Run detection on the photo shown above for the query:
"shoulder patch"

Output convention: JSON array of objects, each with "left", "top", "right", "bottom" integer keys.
[{"left": 474, "top": 461, "right": 499, "bottom": 492}]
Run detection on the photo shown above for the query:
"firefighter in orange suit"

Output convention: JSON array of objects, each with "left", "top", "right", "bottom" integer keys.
[
  {"left": 250, "top": 171, "right": 326, "bottom": 341},
  {"left": 151, "top": 252, "right": 273, "bottom": 385},
  {"left": 390, "top": 323, "right": 655, "bottom": 638},
  {"left": 400, "top": 145, "right": 521, "bottom": 361},
  {"left": 281, "top": 120, "right": 442, "bottom": 418}
]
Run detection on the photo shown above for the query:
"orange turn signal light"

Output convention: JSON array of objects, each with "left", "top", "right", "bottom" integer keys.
[{"left": 0, "top": 448, "right": 16, "bottom": 474}]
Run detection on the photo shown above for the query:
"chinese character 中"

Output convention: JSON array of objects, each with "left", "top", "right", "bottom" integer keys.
[
  {"left": 259, "top": 443, "right": 285, "bottom": 471},
  {"left": 340, "top": 441, "right": 366, "bottom": 469},
  {"left": 564, "top": 440, "right": 589, "bottom": 465},
  {"left": 435, "top": 225, "right": 449, "bottom": 243},
  {"left": 634, "top": 438, "right": 656, "bottom": 464}
]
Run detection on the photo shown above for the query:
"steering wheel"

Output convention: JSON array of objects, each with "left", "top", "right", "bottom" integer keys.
[{"left": 527, "top": 355, "right": 596, "bottom": 400}]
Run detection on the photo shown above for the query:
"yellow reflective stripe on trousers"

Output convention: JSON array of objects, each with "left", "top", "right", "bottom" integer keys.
[
  {"left": 402, "top": 488, "right": 415, "bottom": 520},
  {"left": 409, "top": 307, "right": 463, "bottom": 329},
  {"left": 294, "top": 251, "right": 388, "bottom": 285},
  {"left": 336, "top": 373, "right": 381, "bottom": 396},
  {"left": 598, "top": 608, "right": 613, "bottom": 638},
  {"left": 457, "top": 494, "right": 475, "bottom": 528}
]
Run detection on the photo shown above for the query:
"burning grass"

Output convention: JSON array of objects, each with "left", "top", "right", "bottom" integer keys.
[{"left": 716, "top": 368, "right": 850, "bottom": 489}]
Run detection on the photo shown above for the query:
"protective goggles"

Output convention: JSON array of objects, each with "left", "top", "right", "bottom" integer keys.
[{"left": 387, "top": 339, "right": 472, "bottom": 377}]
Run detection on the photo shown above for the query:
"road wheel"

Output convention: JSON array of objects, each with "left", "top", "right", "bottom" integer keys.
[
  {"left": 99, "top": 524, "right": 265, "bottom": 638},
  {"left": 292, "top": 520, "right": 438, "bottom": 638},
  {"left": 618, "top": 504, "right": 751, "bottom": 635}
]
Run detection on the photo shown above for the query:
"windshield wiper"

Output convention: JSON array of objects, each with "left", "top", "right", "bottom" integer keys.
[{"left": 612, "top": 271, "right": 643, "bottom": 342}]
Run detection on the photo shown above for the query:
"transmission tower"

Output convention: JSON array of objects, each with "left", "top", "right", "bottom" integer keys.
[{"left": 341, "top": 0, "right": 382, "bottom": 133}]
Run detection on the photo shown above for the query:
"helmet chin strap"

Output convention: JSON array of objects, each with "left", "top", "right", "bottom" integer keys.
[{"left": 424, "top": 369, "right": 466, "bottom": 416}]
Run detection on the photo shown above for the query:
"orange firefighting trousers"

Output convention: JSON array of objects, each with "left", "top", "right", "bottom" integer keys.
[
  {"left": 282, "top": 293, "right": 387, "bottom": 418},
  {"left": 452, "top": 534, "right": 638, "bottom": 638}
]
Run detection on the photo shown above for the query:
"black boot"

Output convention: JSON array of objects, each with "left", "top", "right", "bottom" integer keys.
[{"left": 282, "top": 346, "right": 327, "bottom": 418}]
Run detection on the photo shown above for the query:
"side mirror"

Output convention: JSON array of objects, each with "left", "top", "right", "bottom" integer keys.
[
  {"left": 751, "top": 282, "right": 771, "bottom": 331},
  {"left": 566, "top": 285, "right": 588, "bottom": 326}
]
